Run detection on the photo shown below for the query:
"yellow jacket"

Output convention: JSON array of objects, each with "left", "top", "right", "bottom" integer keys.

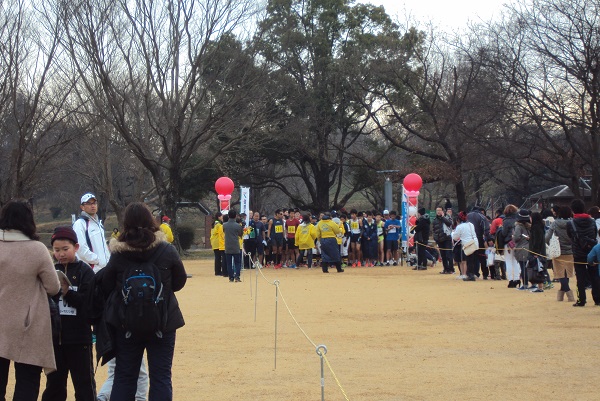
[
  {"left": 210, "top": 221, "right": 222, "bottom": 250},
  {"left": 213, "top": 221, "right": 225, "bottom": 251},
  {"left": 160, "top": 223, "right": 174, "bottom": 243},
  {"left": 295, "top": 223, "right": 317, "bottom": 250},
  {"left": 316, "top": 219, "right": 341, "bottom": 239}
]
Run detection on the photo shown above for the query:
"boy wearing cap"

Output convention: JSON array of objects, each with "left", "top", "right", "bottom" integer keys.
[
  {"left": 42, "top": 227, "right": 96, "bottom": 401},
  {"left": 160, "top": 215, "right": 174, "bottom": 243},
  {"left": 73, "top": 193, "right": 110, "bottom": 273}
]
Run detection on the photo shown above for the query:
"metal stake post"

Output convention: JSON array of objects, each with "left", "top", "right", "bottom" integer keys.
[
  {"left": 274, "top": 280, "right": 280, "bottom": 370},
  {"left": 316, "top": 345, "right": 328, "bottom": 401}
]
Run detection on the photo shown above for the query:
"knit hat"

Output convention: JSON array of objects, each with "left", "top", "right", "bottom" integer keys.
[
  {"left": 418, "top": 207, "right": 426, "bottom": 215},
  {"left": 51, "top": 226, "right": 78, "bottom": 245}
]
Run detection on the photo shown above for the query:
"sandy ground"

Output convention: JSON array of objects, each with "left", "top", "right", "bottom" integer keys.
[{"left": 6, "top": 259, "right": 600, "bottom": 400}]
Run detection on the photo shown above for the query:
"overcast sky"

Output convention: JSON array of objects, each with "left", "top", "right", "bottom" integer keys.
[{"left": 366, "top": 0, "right": 509, "bottom": 31}]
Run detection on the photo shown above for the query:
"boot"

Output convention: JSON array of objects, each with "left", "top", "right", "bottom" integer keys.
[
  {"left": 566, "top": 290, "right": 575, "bottom": 302},
  {"left": 556, "top": 290, "right": 565, "bottom": 301}
]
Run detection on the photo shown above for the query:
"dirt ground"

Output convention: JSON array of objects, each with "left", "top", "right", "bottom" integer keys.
[{"left": 7, "top": 259, "right": 600, "bottom": 400}]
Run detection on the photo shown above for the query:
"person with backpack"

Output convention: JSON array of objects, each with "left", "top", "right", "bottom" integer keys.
[
  {"left": 73, "top": 193, "right": 111, "bottom": 274},
  {"left": 101, "top": 202, "right": 187, "bottom": 401},
  {"left": 566, "top": 199, "right": 599, "bottom": 307}
]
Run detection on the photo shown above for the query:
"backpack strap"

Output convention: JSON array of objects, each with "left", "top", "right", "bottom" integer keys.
[{"left": 79, "top": 216, "right": 93, "bottom": 251}]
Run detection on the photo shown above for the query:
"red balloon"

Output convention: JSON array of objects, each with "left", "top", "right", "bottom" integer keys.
[
  {"left": 403, "top": 173, "right": 423, "bottom": 192},
  {"left": 408, "top": 196, "right": 418, "bottom": 206},
  {"left": 408, "top": 215, "right": 416, "bottom": 226},
  {"left": 215, "top": 177, "right": 234, "bottom": 195}
]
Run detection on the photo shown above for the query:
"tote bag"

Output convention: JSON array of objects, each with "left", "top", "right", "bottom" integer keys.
[
  {"left": 462, "top": 224, "right": 478, "bottom": 256},
  {"left": 546, "top": 233, "right": 561, "bottom": 259}
]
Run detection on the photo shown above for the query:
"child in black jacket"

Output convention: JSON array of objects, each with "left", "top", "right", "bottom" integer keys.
[{"left": 42, "top": 226, "right": 96, "bottom": 401}]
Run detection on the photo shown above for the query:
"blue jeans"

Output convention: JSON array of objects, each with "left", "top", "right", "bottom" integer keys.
[
  {"left": 110, "top": 330, "right": 176, "bottom": 401},
  {"left": 225, "top": 252, "right": 241, "bottom": 280}
]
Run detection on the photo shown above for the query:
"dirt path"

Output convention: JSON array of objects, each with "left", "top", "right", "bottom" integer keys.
[{"left": 7, "top": 260, "right": 600, "bottom": 400}]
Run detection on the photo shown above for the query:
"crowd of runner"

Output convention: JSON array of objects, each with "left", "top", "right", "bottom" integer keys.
[{"left": 212, "top": 199, "right": 600, "bottom": 305}]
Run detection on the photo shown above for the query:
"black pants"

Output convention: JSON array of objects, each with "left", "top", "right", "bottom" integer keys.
[
  {"left": 213, "top": 249, "right": 223, "bottom": 276},
  {"left": 476, "top": 248, "right": 487, "bottom": 277},
  {"left": 574, "top": 257, "right": 600, "bottom": 305},
  {"left": 244, "top": 241, "right": 257, "bottom": 268},
  {"left": 42, "top": 343, "right": 96, "bottom": 401},
  {"left": 0, "top": 358, "right": 42, "bottom": 401},
  {"left": 437, "top": 240, "right": 454, "bottom": 272},
  {"left": 219, "top": 251, "right": 228, "bottom": 276},
  {"left": 466, "top": 253, "right": 479, "bottom": 278},
  {"left": 111, "top": 330, "right": 176, "bottom": 401},
  {"left": 417, "top": 242, "right": 427, "bottom": 267}
]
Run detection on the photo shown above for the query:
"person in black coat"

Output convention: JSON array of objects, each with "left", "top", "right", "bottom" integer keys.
[
  {"left": 101, "top": 202, "right": 187, "bottom": 401},
  {"left": 566, "top": 199, "right": 599, "bottom": 306},
  {"left": 413, "top": 208, "right": 431, "bottom": 270},
  {"left": 42, "top": 227, "right": 97, "bottom": 401},
  {"left": 467, "top": 207, "right": 491, "bottom": 278}
]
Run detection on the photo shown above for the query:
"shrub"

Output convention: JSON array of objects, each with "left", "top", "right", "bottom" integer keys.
[
  {"left": 49, "top": 206, "right": 62, "bottom": 219},
  {"left": 178, "top": 226, "right": 195, "bottom": 250}
]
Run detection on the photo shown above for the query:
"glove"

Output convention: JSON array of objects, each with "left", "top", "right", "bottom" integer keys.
[{"left": 262, "top": 240, "right": 267, "bottom": 246}]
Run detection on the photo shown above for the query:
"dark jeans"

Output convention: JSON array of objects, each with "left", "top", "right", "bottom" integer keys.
[
  {"left": 42, "top": 343, "right": 96, "bottom": 401},
  {"left": 111, "top": 330, "right": 176, "bottom": 401},
  {"left": 296, "top": 249, "right": 313, "bottom": 267},
  {"left": 225, "top": 252, "right": 241, "bottom": 280},
  {"left": 0, "top": 358, "right": 42, "bottom": 401},
  {"left": 437, "top": 240, "right": 454, "bottom": 272},
  {"left": 574, "top": 257, "right": 600, "bottom": 304}
]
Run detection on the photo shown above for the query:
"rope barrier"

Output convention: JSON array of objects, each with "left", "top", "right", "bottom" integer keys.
[{"left": 241, "top": 249, "right": 351, "bottom": 400}]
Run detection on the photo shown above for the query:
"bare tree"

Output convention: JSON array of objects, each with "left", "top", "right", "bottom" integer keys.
[
  {"left": 0, "top": 0, "right": 79, "bottom": 204},
  {"left": 59, "top": 0, "right": 266, "bottom": 226},
  {"left": 483, "top": 0, "right": 600, "bottom": 202}
]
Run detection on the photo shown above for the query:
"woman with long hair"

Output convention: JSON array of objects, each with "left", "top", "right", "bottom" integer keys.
[
  {"left": 101, "top": 202, "right": 187, "bottom": 401},
  {"left": 0, "top": 199, "right": 61, "bottom": 401}
]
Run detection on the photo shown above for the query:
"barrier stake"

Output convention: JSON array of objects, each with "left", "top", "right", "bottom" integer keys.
[
  {"left": 274, "top": 280, "right": 280, "bottom": 370},
  {"left": 316, "top": 345, "right": 328, "bottom": 401}
]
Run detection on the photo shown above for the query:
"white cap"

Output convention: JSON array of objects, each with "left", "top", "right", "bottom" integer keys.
[
  {"left": 81, "top": 193, "right": 96, "bottom": 204},
  {"left": 383, "top": 209, "right": 389, "bottom": 215}
]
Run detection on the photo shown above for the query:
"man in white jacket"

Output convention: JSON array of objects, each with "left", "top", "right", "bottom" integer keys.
[{"left": 72, "top": 193, "right": 110, "bottom": 273}]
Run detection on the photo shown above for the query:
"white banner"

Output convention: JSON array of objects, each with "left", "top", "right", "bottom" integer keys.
[{"left": 241, "top": 186, "right": 250, "bottom": 226}]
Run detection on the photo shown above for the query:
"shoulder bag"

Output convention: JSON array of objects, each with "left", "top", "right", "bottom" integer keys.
[{"left": 462, "top": 223, "right": 478, "bottom": 256}]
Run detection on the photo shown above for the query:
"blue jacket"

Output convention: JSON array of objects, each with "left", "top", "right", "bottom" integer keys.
[{"left": 587, "top": 243, "right": 600, "bottom": 265}]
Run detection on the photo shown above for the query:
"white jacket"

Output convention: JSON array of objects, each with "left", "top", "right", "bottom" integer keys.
[
  {"left": 452, "top": 222, "right": 479, "bottom": 249},
  {"left": 73, "top": 212, "right": 110, "bottom": 272}
]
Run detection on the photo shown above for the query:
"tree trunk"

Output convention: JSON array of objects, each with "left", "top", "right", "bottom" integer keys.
[{"left": 455, "top": 180, "right": 467, "bottom": 212}]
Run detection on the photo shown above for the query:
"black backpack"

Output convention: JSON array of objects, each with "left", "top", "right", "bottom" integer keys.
[
  {"left": 119, "top": 243, "right": 168, "bottom": 338},
  {"left": 569, "top": 220, "right": 597, "bottom": 253}
]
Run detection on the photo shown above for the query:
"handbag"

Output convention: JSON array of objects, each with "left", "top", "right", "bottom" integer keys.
[
  {"left": 546, "top": 233, "right": 561, "bottom": 259},
  {"left": 462, "top": 223, "right": 478, "bottom": 256}
]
